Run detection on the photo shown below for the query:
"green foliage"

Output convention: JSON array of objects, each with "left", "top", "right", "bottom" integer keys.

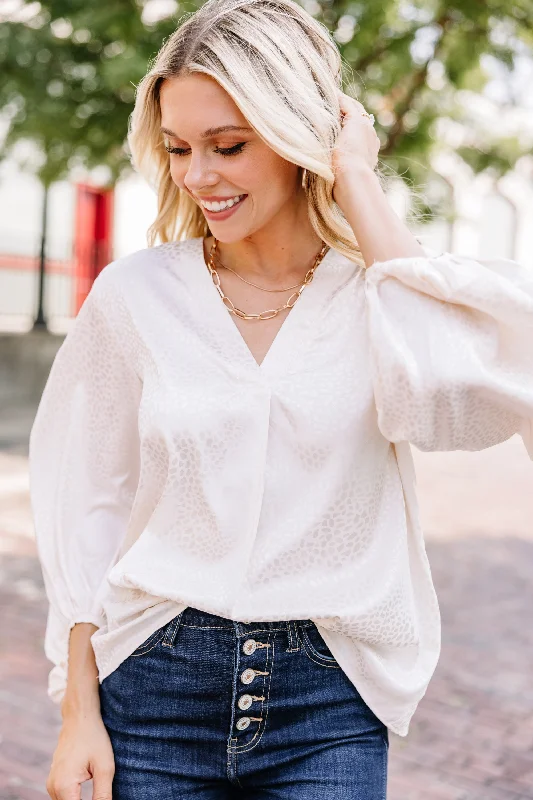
[
  {"left": 0, "top": 0, "right": 179, "bottom": 183},
  {"left": 0, "top": 0, "right": 531, "bottom": 195}
]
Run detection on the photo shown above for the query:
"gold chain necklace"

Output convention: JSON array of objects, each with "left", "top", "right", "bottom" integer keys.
[
  {"left": 206, "top": 238, "right": 330, "bottom": 321},
  {"left": 211, "top": 255, "right": 303, "bottom": 292}
]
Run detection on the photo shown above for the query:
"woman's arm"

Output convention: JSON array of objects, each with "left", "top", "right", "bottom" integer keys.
[
  {"left": 28, "top": 265, "right": 142, "bottom": 798},
  {"left": 333, "top": 95, "right": 533, "bottom": 457},
  {"left": 47, "top": 624, "right": 115, "bottom": 800},
  {"left": 29, "top": 264, "right": 142, "bottom": 706},
  {"left": 364, "top": 252, "right": 533, "bottom": 455},
  {"left": 61, "top": 623, "right": 101, "bottom": 718},
  {"left": 334, "top": 160, "right": 425, "bottom": 267}
]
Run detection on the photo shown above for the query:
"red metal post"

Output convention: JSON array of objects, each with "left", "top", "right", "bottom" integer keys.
[{"left": 73, "top": 183, "right": 114, "bottom": 314}]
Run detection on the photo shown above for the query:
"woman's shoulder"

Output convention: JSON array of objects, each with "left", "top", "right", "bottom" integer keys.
[
  {"left": 90, "top": 238, "right": 203, "bottom": 306},
  {"left": 100, "top": 238, "right": 201, "bottom": 284},
  {"left": 69, "top": 239, "right": 203, "bottom": 356}
]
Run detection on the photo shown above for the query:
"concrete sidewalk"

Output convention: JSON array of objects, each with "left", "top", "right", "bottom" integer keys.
[{"left": 1, "top": 436, "right": 532, "bottom": 799}]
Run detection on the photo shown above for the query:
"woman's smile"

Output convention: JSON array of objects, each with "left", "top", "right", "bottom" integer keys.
[{"left": 200, "top": 193, "right": 248, "bottom": 220}]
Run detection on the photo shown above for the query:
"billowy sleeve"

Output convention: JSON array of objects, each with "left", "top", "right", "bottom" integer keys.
[
  {"left": 28, "top": 266, "right": 142, "bottom": 702},
  {"left": 364, "top": 251, "right": 533, "bottom": 457}
]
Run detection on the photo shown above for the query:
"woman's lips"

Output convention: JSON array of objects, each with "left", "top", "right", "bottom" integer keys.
[{"left": 200, "top": 195, "right": 248, "bottom": 221}]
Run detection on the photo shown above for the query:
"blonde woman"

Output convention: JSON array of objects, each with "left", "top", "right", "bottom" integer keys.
[{"left": 29, "top": 0, "right": 533, "bottom": 798}]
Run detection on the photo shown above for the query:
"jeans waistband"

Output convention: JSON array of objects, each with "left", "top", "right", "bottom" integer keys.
[{"left": 179, "top": 605, "right": 314, "bottom": 634}]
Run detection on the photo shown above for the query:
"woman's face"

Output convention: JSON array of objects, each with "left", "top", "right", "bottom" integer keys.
[{"left": 159, "top": 73, "right": 303, "bottom": 242}]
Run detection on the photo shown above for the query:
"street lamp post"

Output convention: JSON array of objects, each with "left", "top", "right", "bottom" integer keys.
[{"left": 33, "top": 182, "right": 49, "bottom": 330}]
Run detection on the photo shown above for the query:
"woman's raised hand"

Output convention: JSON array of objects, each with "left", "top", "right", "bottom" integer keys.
[{"left": 332, "top": 89, "right": 381, "bottom": 204}]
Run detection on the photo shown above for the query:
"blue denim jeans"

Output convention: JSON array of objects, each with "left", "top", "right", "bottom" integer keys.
[{"left": 99, "top": 606, "right": 389, "bottom": 799}]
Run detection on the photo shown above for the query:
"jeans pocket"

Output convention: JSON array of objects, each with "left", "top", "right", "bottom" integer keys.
[
  {"left": 129, "top": 623, "right": 169, "bottom": 657},
  {"left": 299, "top": 624, "right": 341, "bottom": 668}
]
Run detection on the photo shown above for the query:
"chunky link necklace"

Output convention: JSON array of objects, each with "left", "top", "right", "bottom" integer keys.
[{"left": 206, "top": 238, "right": 330, "bottom": 321}]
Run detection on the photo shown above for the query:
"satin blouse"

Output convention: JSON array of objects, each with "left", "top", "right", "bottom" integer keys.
[{"left": 28, "top": 236, "right": 533, "bottom": 736}]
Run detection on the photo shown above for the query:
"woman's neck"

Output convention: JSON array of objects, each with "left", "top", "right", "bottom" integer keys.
[{"left": 204, "top": 229, "right": 325, "bottom": 288}]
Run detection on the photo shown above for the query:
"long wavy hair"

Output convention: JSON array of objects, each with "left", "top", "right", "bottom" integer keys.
[{"left": 128, "top": 0, "right": 364, "bottom": 265}]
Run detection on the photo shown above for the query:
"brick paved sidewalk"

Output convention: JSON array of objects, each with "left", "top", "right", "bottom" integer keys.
[{"left": 1, "top": 438, "right": 532, "bottom": 800}]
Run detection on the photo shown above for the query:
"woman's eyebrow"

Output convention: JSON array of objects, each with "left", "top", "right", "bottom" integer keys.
[{"left": 160, "top": 125, "right": 253, "bottom": 139}]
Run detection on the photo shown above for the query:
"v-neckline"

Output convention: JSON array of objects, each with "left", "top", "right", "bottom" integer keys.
[{"left": 189, "top": 236, "right": 344, "bottom": 380}]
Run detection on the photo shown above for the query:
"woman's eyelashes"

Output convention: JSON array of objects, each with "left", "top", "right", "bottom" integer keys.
[{"left": 164, "top": 142, "right": 247, "bottom": 157}]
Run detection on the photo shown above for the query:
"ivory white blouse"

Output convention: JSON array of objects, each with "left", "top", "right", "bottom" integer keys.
[{"left": 28, "top": 236, "right": 533, "bottom": 736}]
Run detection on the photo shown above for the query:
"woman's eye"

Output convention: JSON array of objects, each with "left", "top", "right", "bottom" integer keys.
[
  {"left": 216, "top": 143, "right": 247, "bottom": 156},
  {"left": 164, "top": 142, "right": 247, "bottom": 157},
  {"left": 165, "top": 146, "right": 189, "bottom": 156}
]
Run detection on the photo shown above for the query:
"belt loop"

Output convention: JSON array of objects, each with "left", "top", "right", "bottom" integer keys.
[
  {"left": 286, "top": 620, "right": 300, "bottom": 652},
  {"left": 162, "top": 610, "right": 184, "bottom": 648}
]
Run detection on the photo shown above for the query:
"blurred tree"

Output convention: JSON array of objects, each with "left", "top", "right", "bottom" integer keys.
[
  {"left": 0, "top": 0, "right": 531, "bottom": 303},
  {"left": 0, "top": 1, "right": 179, "bottom": 183},
  {"left": 321, "top": 0, "right": 532, "bottom": 194},
  {"left": 0, "top": 0, "right": 181, "bottom": 327},
  {"left": 1, "top": 0, "right": 531, "bottom": 185}
]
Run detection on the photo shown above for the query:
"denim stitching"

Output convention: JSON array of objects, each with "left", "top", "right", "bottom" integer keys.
[
  {"left": 161, "top": 612, "right": 183, "bottom": 648},
  {"left": 301, "top": 624, "right": 338, "bottom": 660},
  {"left": 286, "top": 620, "right": 300, "bottom": 652},
  {"left": 298, "top": 626, "right": 341, "bottom": 669},
  {"left": 236, "top": 623, "right": 313, "bottom": 636},
  {"left": 180, "top": 623, "right": 234, "bottom": 629},
  {"left": 381, "top": 730, "right": 389, "bottom": 800},
  {"left": 129, "top": 628, "right": 167, "bottom": 657},
  {"left": 225, "top": 622, "right": 241, "bottom": 775},
  {"left": 237, "top": 627, "right": 286, "bottom": 636},
  {"left": 176, "top": 621, "right": 315, "bottom": 632},
  {"left": 226, "top": 740, "right": 242, "bottom": 789}
]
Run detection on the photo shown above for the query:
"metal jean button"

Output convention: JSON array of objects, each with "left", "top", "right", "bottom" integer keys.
[
  {"left": 243, "top": 639, "right": 257, "bottom": 655},
  {"left": 238, "top": 694, "right": 253, "bottom": 710},
  {"left": 236, "top": 716, "right": 251, "bottom": 730},
  {"left": 240, "top": 668, "right": 256, "bottom": 684}
]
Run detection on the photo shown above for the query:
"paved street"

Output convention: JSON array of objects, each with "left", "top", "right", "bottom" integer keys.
[{"left": 1, "top": 435, "right": 532, "bottom": 800}]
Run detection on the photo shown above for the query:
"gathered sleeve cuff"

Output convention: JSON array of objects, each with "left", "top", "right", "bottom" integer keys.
[
  {"left": 364, "top": 251, "right": 533, "bottom": 456},
  {"left": 28, "top": 266, "right": 142, "bottom": 703}
]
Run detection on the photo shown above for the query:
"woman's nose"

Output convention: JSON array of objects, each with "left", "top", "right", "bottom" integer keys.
[{"left": 183, "top": 153, "right": 217, "bottom": 193}]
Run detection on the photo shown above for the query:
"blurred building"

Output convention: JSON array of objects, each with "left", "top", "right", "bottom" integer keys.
[{"left": 0, "top": 158, "right": 158, "bottom": 332}]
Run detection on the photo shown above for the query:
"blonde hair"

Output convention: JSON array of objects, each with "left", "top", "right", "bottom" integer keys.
[{"left": 128, "top": 0, "right": 364, "bottom": 265}]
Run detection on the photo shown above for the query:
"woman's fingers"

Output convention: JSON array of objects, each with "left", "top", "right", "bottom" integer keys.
[
  {"left": 337, "top": 89, "right": 373, "bottom": 124},
  {"left": 91, "top": 761, "right": 115, "bottom": 800}
]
